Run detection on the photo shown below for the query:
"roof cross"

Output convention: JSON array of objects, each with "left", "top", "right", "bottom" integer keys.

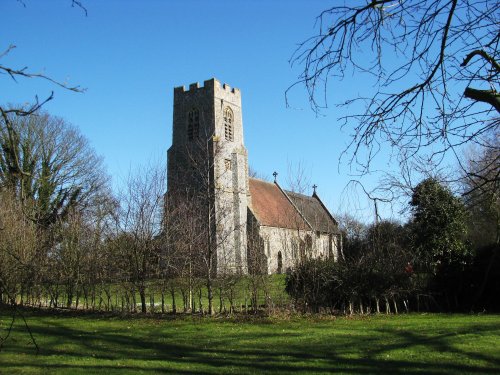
[
  {"left": 313, "top": 184, "right": 317, "bottom": 194},
  {"left": 273, "top": 171, "right": 278, "bottom": 182}
]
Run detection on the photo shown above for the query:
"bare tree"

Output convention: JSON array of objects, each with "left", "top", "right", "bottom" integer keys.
[
  {"left": 285, "top": 160, "right": 311, "bottom": 195},
  {"left": 118, "top": 162, "right": 166, "bottom": 313},
  {"left": 0, "top": 188, "right": 38, "bottom": 306},
  {"left": 290, "top": 0, "right": 499, "bottom": 195},
  {"left": 462, "top": 132, "right": 499, "bottom": 203},
  {"left": 248, "top": 166, "right": 270, "bottom": 182},
  {"left": 189, "top": 135, "right": 240, "bottom": 315},
  {"left": 161, "top": 193, "right": 206, "bottom": 313}
]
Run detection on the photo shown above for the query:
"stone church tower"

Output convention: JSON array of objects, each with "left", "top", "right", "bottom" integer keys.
[{"left": 167, "top": 78, "right": 249, "bottom": 274}]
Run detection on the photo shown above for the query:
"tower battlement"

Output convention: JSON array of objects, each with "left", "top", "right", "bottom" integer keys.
[{"left": 174, "top": 78, "right": 240, "bottom": 96}]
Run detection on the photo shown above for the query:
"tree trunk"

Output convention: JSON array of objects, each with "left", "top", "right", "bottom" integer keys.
[
  {"left": 139, "top": 285, "right": 147, "bottom": 313},
  {"left": 181, "top": 289, "right": 187, "bottom": 312},
  {"left": 393, "top": 298, "right": 398, "bottom": 314},
  {"left": 67, "top": 292, "right": 73, "bottom": 309},
  {"left": 132, "top": 289, "right": 137, "bottom": 313},
  {"left": 161, "top": 290, "right": 165, "bottom": 314},
  {"left": 219, "top": 287, "right": 223, "bottom": 313},
  {"left": 207, "top": 274, "right": 213, "bottom": 316},
  {"left": 170, "top": 288, "right": 176, "bottom": 314},
  {"left": 198, "top": 287, "right": 203, "bottom": 315}
]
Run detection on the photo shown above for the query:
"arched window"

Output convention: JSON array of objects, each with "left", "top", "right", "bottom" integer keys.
[
  {"left": 187, "top": 108, "right": 199, "bottom": 141},
  {"left": 277, "top": 251, "right": 283, "bottom": 274},
  {"left": 223, "top": 107, "right": 233, "bottom": 141}
]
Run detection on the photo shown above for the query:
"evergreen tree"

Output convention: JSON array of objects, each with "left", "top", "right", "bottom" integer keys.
[{"left": 410, "top": 178, "right": 469, "bottom": 271}]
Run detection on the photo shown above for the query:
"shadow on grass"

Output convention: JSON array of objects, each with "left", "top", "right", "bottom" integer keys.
[
  {"left": 371, "top": 325, "right": 500, "bottom": 369},
  {"left": 1, "top": 307, "right": 499, "bottom": 374}
]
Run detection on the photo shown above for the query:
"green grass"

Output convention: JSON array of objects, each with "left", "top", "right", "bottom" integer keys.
[{"left": 1, "top": 309, "right": 499, "bottom": 374}]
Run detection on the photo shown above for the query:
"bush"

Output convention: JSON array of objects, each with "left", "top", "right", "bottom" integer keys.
[
  {"left": 285, "top": 259, "right": 339, "bottom": 313},
  {"left": 285, "top": 253, "right": 415, "bottom": 314}
]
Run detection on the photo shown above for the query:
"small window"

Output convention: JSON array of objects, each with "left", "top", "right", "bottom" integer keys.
[
  {"left": 223, "top": 107, "right": 233, "bottom": 141},
  {"left": 187, "top": 108, "right": 199, "bottom": 141},
  {"left": 224, "top": 159, "right": 232, "bottom": 171}
]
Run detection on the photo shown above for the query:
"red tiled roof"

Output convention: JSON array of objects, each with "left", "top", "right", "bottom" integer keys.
[{"left": 248, "top": 178, "right": 309, "bottom": 230}]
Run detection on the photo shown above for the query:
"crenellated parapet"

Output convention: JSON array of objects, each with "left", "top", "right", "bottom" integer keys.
[{"left": 174, "top": 78, "right": 241, "bottom": 99}]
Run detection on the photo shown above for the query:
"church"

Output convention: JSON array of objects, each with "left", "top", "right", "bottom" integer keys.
[{"left": 166, "top": 78, "right": 341, "bottom": 274}]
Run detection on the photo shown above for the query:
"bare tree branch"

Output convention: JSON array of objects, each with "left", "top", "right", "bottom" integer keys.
[
  {"left": 461, "top": 49, "right": 500, "bottom": 72},
  {"left": 71, "top": 0, "right": 88, "bottom": 16},
  {"left": 289, "top": 0, "right": 499, "bottom": 200}
]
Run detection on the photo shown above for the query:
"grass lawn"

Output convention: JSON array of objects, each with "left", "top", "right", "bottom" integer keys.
[{"left": 0, "top": 309, "right": 499, "bottom": 374}]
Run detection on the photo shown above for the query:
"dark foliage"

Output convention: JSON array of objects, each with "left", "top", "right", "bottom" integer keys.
[
  {"left": 410, "top": 178, "right": 469, "bottom": 270},
  {"left": 429, "top": 244, "right": 500, "bottom": 311}
]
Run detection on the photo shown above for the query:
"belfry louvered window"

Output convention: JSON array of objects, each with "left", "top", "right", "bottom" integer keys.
[
  {"left": 224, "top": 107, "right": 233, "bottom": 141},
  {"left": 187, "top": 108, "right": 199, "bottom": 141}
]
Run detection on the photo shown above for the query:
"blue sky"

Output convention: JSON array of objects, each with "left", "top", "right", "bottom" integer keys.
[{"left": 2, "top": 0, "right": 402, "bottom": 221}]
